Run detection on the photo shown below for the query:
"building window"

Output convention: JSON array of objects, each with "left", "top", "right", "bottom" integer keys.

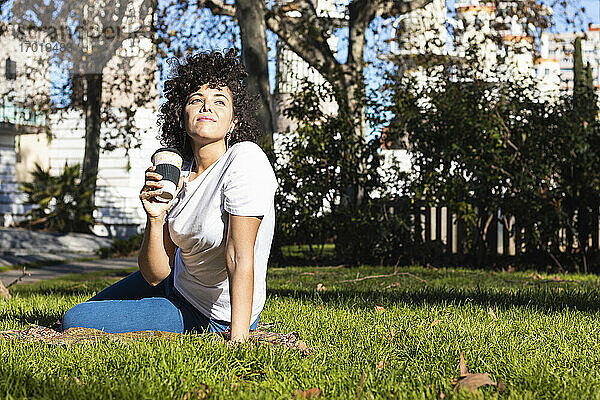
[{"left": 5, "top": 58, "right": 16, "bottom": 80}]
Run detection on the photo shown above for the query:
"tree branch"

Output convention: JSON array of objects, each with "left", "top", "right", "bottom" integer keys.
[
  {"left": 339, "top": 270, "right": 428, "bottom": 283},
  {"left": 204, "top": 0, "right": 236, "bottom": 17},
  {"left": 264, "top": 0, "right": 339, "bottom": 78}
]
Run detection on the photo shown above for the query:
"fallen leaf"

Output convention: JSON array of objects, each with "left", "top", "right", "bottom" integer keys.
[
  {"left": 294, "top": 387, "right": 321, "bottom": 399},
  {"left": 183, "top": 383, "right": 211, "bottom": 400},
  {"left": 455, "top": 373, "right": 496, "bottom": 392},
  {"left": 507, "top": 265, "right": 515, "bottom": 273},
  {"left": 295, "top": 340, "right": 311, "bottom": 355},
  {"left": 459, "top": 352, "right": 469, "bottom": 376},
  {"left": 376, "top": 360, "right": 385, "bottom": 369},
  {"left": 375, "top": 306, "right": 386, "bottom": 313},
  {"left": 528, "top": 272, "right": 543, "bottom": 280},
  {"left": 488, "top": 307, "right": 497, "bottom": 320},
  {"left": 316, "top": 283, "right": 327, "bottom": 292},
  {"left": 430, "top": 318, "right": 440, "bottom": 327},
  {"left": 0, "top": 281, "right": 11, "bottom": 299},
  {"left": 497, "top": 378, "right": 506, "bottom": 393},
  {"left": 73, "top": 377, "right": 85, "bottom": 385},
  {"left": 452, "top": 353, "right": 500, "bottom": 393},
  {"left": 316, "top": 305, "right": 323, "bottom": 310}
]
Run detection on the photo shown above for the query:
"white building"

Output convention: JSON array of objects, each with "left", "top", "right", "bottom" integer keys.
[
  {"left": 0, "top": 21, "right": 51, "bottom": 227},
  {"left": 0, "top": 15, "right": 161, "bottom": 237},
  {"left": 537, "top": 24, "right": 600, "bottom": 101}
]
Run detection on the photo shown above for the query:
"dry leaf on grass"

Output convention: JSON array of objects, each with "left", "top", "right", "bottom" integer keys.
[
  {"left": 375, "top": 306, "right": 386, "bottom": 313},
  {"left": 528, "top": 272, "right": 544, "bottom": 280},
  {"left": 488, "top": 307, "right": 497, "bottom": 320},
  {"left": 295, "top": 340, "right": 311, "bottom": 355},
  {"left": 0, "top": 281, "right": 10, "bottom": 299},
  {"left": 72, "top": 377, "right": 85, "bottom": 385},
  {"left": 294, "top": 387, "right": 321, "bottom": 399},
  {"left": 316, "top": 283, "right": 327, "bottom": 292},
  {"left": 430, "top": 318, "right": 440, "bottom": 327},
  {"left": 376, "top": 360, "right": 386, "bottom": 369},
  {"left": 497, "top": 378, "right": 506, "bottom": 393},
  {"left": 459, "top": 352, "right": 468, "bottom": 376},
  {"left": 385, "top": 328, "right": 396, "bottom": 340},
  {"left": 183, "top": 383, "right": 211, "bottom": 400},
  {"left": 455, "top": 373, "right": 496, "bottom": 392},
  {"left": 450, "top": 352, "right": 503, "bottom": 393}
]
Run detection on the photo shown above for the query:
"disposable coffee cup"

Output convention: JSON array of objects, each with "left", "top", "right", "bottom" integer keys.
[{"left": 151, "top": 147, "right": 183, "bottom": 202}]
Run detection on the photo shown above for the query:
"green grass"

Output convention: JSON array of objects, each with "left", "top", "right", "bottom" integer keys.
[{"left": 2, "top": 265, "right": 600, "bottom": 399}]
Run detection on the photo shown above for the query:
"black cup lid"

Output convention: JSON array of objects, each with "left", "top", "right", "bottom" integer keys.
[{"left": 151, "top": 147, "right": 183, "bottom": 161}]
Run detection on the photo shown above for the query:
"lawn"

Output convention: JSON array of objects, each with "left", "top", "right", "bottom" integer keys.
[{"left": 2, "top": 264, "right": 600, "bottom": 399}]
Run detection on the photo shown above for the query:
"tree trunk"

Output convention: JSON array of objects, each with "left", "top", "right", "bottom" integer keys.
[
  {"left": 235, "top": 0, "right": 274, "bottom": 155},
  {"left": 81, "top": 73, "right": 103, "bottom": 217}
]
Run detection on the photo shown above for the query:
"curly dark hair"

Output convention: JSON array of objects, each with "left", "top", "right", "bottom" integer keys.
[{"left": 157, "top": 49, "right": 261, "bottom": 161}]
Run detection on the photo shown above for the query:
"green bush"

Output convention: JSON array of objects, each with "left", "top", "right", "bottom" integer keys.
[{"left": 19, "top": 162, "right": 95, "bottom": 233}]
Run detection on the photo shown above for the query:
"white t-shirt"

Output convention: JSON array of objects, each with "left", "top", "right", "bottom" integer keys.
[{"left": 166, "top": 141, "right": 278, "bottom": 323}]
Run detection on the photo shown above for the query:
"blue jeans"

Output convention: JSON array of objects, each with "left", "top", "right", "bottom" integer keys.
[{"left": 62, "top": 270, "right": 259, "bottom": 334}]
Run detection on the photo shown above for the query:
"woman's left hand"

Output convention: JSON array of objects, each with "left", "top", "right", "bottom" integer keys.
[{"left": 227, "top": 334, "right": 250, "bottom": 347}]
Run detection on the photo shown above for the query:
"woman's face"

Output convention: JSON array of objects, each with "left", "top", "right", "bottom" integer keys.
[{"left": 183, "top": 83, "right": 236, "bottom": 147}]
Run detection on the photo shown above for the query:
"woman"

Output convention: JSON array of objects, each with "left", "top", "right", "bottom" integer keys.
[{"left": 62, "top": 49, "right": 278, "bottom": 342}]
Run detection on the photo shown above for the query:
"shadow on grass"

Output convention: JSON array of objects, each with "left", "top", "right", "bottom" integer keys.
[
  {"left": 268, "top": 286, "right": 600, "bottom": 313},
  {"left": 6, "top": 282, "right": 600, "bottom": 330},
  {"left": 0, "top": 309, "right": 63, "bottom": 328}
]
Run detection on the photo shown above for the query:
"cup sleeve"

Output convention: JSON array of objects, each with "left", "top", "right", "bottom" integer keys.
[{"left": 223, "top": 147, "right": 278, "bottom": 217}]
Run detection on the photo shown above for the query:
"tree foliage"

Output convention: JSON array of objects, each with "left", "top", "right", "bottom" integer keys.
[{"left": 382, "top": 45, "right": 600, "bottom": 270}]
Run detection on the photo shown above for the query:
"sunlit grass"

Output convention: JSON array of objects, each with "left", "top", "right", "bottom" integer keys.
[{"left": 2, "top": 265, "right": 600, "bottom": 399}]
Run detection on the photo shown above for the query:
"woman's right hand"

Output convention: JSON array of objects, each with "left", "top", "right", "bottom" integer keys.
[{"left": 139, "top": 166, "right": 183, "bottom": 220}]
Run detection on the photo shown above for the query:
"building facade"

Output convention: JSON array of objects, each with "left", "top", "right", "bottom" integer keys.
[
  {"left": 0, "top": 15, "right": 161, "bottom": 237},
  {"left": 537, "top": 24, "right": 600, "bottom": 98}
]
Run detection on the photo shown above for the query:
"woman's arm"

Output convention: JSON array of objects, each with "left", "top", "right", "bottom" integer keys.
[
  {"left": 137, "top": 166, "right": 181, "bottom": 286},
  {"left": 225, "top": 214, "right": 262, "bottom": 342},
  {"left": 138, "top": 217, "right": 176, "bottom": 286}
]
